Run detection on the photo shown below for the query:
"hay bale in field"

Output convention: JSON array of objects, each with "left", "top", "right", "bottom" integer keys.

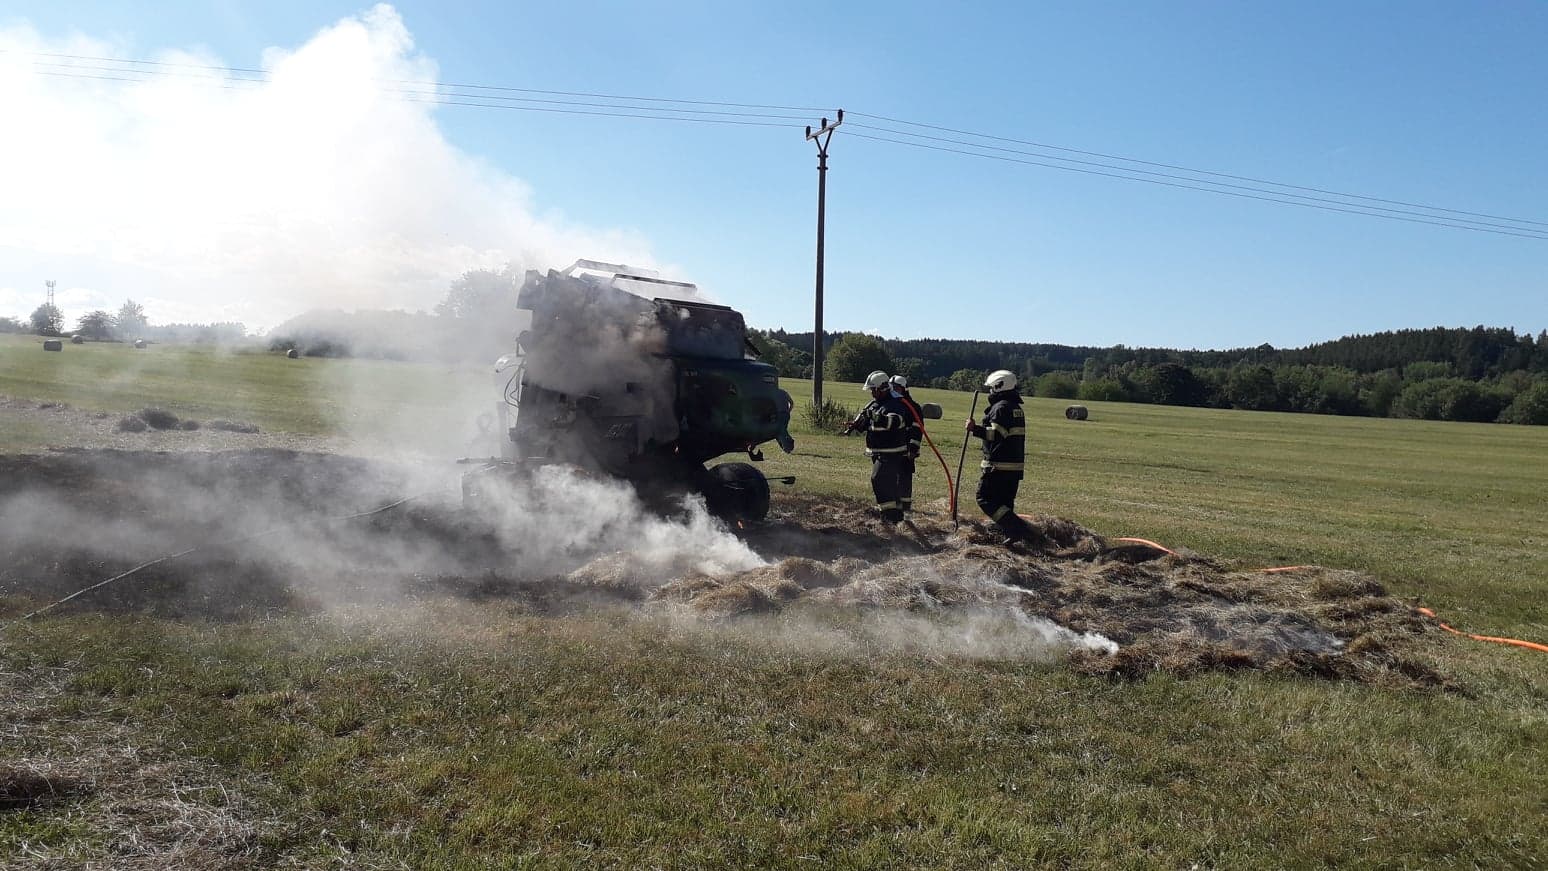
[
  {"left": 70, "top": 334, "right": 85, "bottom": 344},
  {"left": 286, "top": 348, "right": 299, "bottom": 359},
  {"left": 1065, "top": 405, "right": 1089, "bottom": 421},
  {"left": 176, "top": 419, "right": 202, "bottom": 431},
  {"left": 137, "top": 407, "right": 180, "bottom": 430},
  {"left": 42, "top": 340, "right": 63, "bottom": 352},
  {"left": 115, "top": 416, "right": 149, "bottom": 433},
  {"left": 132, "top": 339, "right": 147, "bottom": 349},
  {"left": 208, "top": 420, "right": 260, "bottom": 434}
]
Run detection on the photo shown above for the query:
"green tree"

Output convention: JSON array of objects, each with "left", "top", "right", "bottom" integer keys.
[
  {"left": 1033, "top": 371, "right": 1079, "bottom": 399},
  {"left": 115, "top": 299, "right": 148, "bottom": 337},
  {"left": 946, "top": 368, "right": 982, "bottom": 392},
  {"left": 29, "top": 303, "right": 63, "bottom": 336},
  {"left": 1132, "top": 362, "right": 1207, "bottom": 407},
  {"left": 1498, "top": 381, "right": 1548, "bottom": 425},
  {"left": 1077, "top": 378, "right": 1128, "bottom": 402},
  {"left": 747, "top": 329, "right": 808, "bottom": 378},
  {"left": 1393, "top": 378, "right": 1505, "bottom": 422},
  {"left": 892, "top": 357, "right": 927, "bottom": 385},
  {"left": 1225, "top": 365, "right": 1280, "bottom": 411},
  {"left": 435, "top": 266, "right": 521, "bottom": 321},
  {"left": 0, "top": 316, "right": 24, "bottom": 334},
  {"left": 823, "top": 334, "right": 894, "bottom": 383},
  {"left": 1360, "top": 371, "right": 1403, "bottom": 417},
  {"left": 74, "top": 310, "right": 116, "bottom": 340}
]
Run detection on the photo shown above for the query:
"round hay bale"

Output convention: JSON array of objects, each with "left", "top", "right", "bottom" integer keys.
[
  {"left": 42, "top": 340, "right": 63, "bottom": 352},
  {"left": 70, "top": 335, "right": 85, "bottom": 344},
  {"left": 115, "top": 416, "right": 148, "bottom": 433},
  {"left": 1065, "top": 405, "right": 1089, "bottom": 421},
  {"left": 286, "top": 348, "right": 299, "bottom": 359},
  {"left": 176, "top": 419, "right": 202, "bottom": 431},
  {"left": 132, "top": 339, "right": 147, "bottom": 349}
]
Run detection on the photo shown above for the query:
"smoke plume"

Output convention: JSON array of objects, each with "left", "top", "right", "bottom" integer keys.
[{"left": 0, "top": 4, "right": 655, "bottom": 328}]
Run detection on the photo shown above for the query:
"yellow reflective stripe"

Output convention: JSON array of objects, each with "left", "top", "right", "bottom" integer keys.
[
  {"left": 868, "top": 446, "right": 908, "bottom": 454},
  {"left": 990, "top": 505, "right": 1012, "bottom": 521},
  {"left": 981, "top": 461, "right": 1025, "bottom": 471},
  {"left": 877, "top": 501, "right": 900, "bottom": 509},
  {"left": 1005, "top": 427, "right": 1026, "bottom": 436}
]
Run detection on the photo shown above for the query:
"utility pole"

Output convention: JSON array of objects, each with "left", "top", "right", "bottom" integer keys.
[{"left": 805, "top": 109, "right": 842, "bottom": 410}]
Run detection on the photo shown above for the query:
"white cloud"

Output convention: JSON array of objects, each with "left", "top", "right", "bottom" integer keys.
[{"left": 0, "top": 4, "right": 654, "bottom": 330}]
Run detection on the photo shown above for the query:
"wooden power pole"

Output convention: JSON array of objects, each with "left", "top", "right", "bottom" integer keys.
[{"left": 804, "top": 109, "right": 842, "bottom": 410}]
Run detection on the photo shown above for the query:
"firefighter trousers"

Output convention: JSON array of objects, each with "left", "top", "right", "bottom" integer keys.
[
  {"left": 870, "top": 454, "right": 908, "bottom": 522},
  {"left": 899, "top": 455, "right": 916, "bottom": 513},
  {"left": 976, "top": 470, "right": 1034, "bottom": 540}
]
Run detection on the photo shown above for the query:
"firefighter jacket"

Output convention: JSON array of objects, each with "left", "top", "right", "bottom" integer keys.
[
  {"left": 852, "top": 394, "right": 919, "bottom": 457},
  {"left": 970, "top": 390, "right": 1026, "bottom": 472}
]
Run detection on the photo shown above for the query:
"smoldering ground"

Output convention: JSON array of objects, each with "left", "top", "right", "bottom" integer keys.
[{"left": 0, "top": 449, "right": 1450, "bottom": 687}]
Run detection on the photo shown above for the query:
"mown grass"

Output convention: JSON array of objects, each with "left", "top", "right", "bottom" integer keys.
[
  {"left": 0, "top": 333, "right": 487, "bottom": 437},
  {"left": 3, "top": 340, "right": 1547, "bottom": 868}
]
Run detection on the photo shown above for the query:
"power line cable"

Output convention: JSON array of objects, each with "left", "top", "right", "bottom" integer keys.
[
  {"left": 844, "top": 131, "right": 1548, "bottom": 241},
  {"left": 27, "top": 61, "right": 813, "bottom": 122},
  {"left": 29, "top": 69, "right": 804, "bottom": 128},
  {"left": 849, "top": 111, "right": 1548, "bottom": 229},
  {"left": 8, "top": 49, "right": 830, "bottom": 112},
  {"left": 13, "top": 49, "right": 1542, "bottom": 237},
  {"left": 848, "top": 121, "right": 1543, "bottom": 234}
]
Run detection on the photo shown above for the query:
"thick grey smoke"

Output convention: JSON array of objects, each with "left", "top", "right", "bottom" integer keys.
[{"left": 0, "top": 5, "right": 657, "bottom": 328}]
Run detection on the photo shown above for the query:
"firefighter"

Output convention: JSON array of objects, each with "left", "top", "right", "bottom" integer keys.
[
  {"left": 889, "top": 374, "right": 924, "bottom": 514},
  {"left": 842, "top": 370, "right": 919, "bottom": 523},
  {"left": 964, "top": 369, "right": 1037, "bottom": 545}
]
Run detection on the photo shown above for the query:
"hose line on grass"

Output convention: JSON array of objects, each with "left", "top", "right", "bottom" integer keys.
[
  {"left": 1, "top": 490, "right": 439, "bottom": 636},
  {"left": 1064, "top": 531, "right": 1548, "bottom": 657}
]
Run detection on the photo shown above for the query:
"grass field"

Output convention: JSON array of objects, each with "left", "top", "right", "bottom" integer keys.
[{"left": 2, "top": 335, "right": 1546, "bottom": 868}]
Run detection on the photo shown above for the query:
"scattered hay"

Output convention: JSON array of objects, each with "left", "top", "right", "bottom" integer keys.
[
  {"left": 115, "top": 416, "right": 149, "bottom": 433},
  {"left": 207, "top": 420, "right": 260, "bottom": 434},
  {"left": 176, "top": 419, "right": 202, "bottom": 431},
  {"left": 0, "top": 765, "right": 86, "bottom": 810},
  {"left": 0, "top": 665, "right": 280, "bottom": 868},
  {"left": 0, "top": 451, "right": 1451, "bottom": 688},
  {"left": 137, "top": 407, "right": 180, "bottom": 430}
]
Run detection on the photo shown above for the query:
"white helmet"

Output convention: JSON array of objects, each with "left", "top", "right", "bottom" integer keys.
[
  {"left": 863, "top": 371, "right": 890, "bottom": 391},
  {"left": 889, "top": 374, "right": 908, "bottom": 389},
  {"left": 984, "top": 369, "right": 1018, "bottom": 392}
]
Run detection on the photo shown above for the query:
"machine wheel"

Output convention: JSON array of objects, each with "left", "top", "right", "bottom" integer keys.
[{"left": 705, "top": 462, "right": 770, "bottom": 522}]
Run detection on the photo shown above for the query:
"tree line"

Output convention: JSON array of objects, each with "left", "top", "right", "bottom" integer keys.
[
  {"left": 750, "top": 326, "right": 1548, "bottom": 426},
  {"left": 1, "top": 299, "right": 247, "bottom": 345}
]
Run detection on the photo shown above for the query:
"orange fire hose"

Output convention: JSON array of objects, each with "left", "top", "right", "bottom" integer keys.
[
  {"left": 901, "top": 398, "right": 956, "bottom": 519},
  {"left": 1415, "top": 607, "right": 1548, "bottom": 654}
]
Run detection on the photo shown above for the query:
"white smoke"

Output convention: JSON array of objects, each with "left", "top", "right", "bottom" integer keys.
[{"left": 0, "top": 4, "right": 655, "bottom": 328}]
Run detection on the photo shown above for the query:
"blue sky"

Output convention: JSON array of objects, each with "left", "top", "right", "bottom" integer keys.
[{"left": 2, "top": 1, "right": 1544, "bottom": 349}]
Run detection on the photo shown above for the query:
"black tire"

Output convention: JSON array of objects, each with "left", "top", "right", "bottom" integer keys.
[{"left": 705, "top": 462, "right": 770, "bottom": 522}]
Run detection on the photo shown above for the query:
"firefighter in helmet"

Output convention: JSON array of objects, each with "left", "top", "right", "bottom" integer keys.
[
  {"left": 842, "top": 370, "right": 919, "bottom": 523},
  {"left": 889, "top": 374, "right": 924, "bottom": 514},
  {"left": 965, "top": 369, "right": 1037, "bottom": 544}
]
